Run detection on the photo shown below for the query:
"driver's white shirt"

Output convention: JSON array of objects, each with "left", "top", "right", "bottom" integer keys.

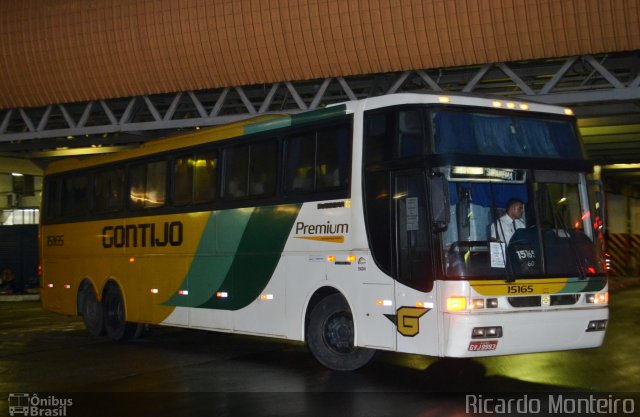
[{"left": 490, "top": 214, "right": 525, "bottom": 244}]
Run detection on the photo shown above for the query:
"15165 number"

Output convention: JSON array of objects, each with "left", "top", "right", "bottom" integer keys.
[{"left": 507, "top": 284, "right": 534, "bottom": 294}]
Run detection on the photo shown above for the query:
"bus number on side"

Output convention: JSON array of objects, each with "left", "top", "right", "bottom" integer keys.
[{"left": 47, "top": 235, "right": 64, "bottom": 247}]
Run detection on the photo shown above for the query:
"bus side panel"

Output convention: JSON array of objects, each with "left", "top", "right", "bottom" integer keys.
[
  {"left": 393, "top": 281, "right": 441, "bottom": 356},
  {"left": 284, "top": 254, "right": 327, "bottom": 341},
  {"left": 233, "top": 256, "right": 287, "bottom": 337}
]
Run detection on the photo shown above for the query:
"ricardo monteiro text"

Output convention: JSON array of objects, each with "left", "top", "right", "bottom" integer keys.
[
  {"left": 102, "top": 222, "right": 183, "bottom": 248},
  {"left": 295, "top": 221, "right": 349, "bottom": 235},
  {"left": 466, "top": 394, "right": 635, "bottom": 414}
]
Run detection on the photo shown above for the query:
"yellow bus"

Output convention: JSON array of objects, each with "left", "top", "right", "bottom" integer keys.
[{"left": 41, "top": 93, "right": 608, "bottom": 371}]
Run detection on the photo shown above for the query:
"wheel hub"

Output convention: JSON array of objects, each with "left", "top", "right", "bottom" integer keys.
[{"left": 324, "top": 312, "right": 354, "bottom": 354}]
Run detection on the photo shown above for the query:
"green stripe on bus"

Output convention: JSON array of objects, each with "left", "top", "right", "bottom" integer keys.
[
  {"left": 196, "top": 203, "right": 301, "bottom": 310},
  {"left": 243, "top": 105, "right": 347, "bottom": 136},
  {"left": 162, "top": 209, "right": 254, "bottom": 307},
  {"left": 290, "top": 105, "right": 347, "bottom": 126},
  {"left": 560, "top": 276, "right": 607, "bottom": 293},
  {"left": 244, "top": 116, "right": 292, "bottom": 135}
]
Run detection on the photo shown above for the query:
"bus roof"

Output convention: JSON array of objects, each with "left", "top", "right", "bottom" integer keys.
[
  {"left": 45, "top": 92, "right": 573, "bottom": 175},
  {"left": 45, "top": 104, "right": 347, "bottom": 175}
]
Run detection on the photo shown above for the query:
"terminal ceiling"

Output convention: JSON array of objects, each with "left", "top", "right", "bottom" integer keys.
[{"left": 1, "top": 0, "right": 639, "bottom": 189}]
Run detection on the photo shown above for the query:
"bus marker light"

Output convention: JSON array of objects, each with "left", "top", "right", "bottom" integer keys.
[
  {"left": 346, "top": 255, "right": 356, "bottom": 262},
  {"left": 260, "top": 294, "right": 274, "bottom": 300},
  {"left": 564, "top": 108, "right": 574, "bottom": 115},
  {"left": 415, "top": 301, "right": 434, "bottom": 308},
  {"left": 47, "top": 283, "right": 54, "bottom": 288},
  {"left": 150, "top": 288, "right": 159, "bottom": 294},
  {"left": 179, "top": 290, "right": 189, "bottom": 295},
  {"left": 217, "top": 291, "right": 228, "bottom": 298},
  {"left": 345, "top": 199, "right": 351, "bottom": 208},
  {"left": 376, "top": 299, "right": 392, "bottom": 306},
  {"left": 129, "top": 257, "right": 135, "bottom": 263},
  {"left": 506, "top": 102, "right": 516, "bottom": 109},
  {"left": 438, "top": 96, "right": 451, "bottom": 104},
  {"left": 519, "top": 103, "right": 529, "bottom": 110},
  {"left": 492, "top": 100, "right": 503, "bottom": 108},
  {"left": 471, "top": 299, "right": 485, "bottom": 309},
  {"left": 64, "top": 284, "right": 71, "bottom": 289},
  {"left": 446, "top": 296, "right": 466, "bottom": 311},
  {"left": 327, "top": 255, "right": 336, "bottom": 262}
]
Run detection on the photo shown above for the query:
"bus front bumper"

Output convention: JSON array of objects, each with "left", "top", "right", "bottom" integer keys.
[{"left": 443, "top": 307, "right": 608, "bottom": 357}]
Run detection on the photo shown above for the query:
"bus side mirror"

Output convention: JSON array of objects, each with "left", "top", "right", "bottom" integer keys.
[{"left": 429, "top": 172, "right": 450, "bottom": 232}]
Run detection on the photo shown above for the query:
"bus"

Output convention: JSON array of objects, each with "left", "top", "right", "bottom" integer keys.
[{"left": 40, "top": 93, "right": 608, "bottom": 371}]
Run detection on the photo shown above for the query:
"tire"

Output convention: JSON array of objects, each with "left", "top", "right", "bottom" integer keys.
[
  {"left": 102, "top": 284, "right": 140, "bottom": 341},
  {"left": 306, "top": 293, "right": 376, "bottom": 371},
  {"left": 79, "top": 284, "right": 104, "bottom": 336}
]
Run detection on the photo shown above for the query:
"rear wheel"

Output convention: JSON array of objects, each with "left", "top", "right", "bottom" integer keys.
[
  {"left": 102, "top": 284, "right": 141, "bottom": 341},
  {"left": 79, "top": 284, "right": 104, "bottom": 336},
  {"left": 307, "top": 293, "right": 376, "bottom": 371}
]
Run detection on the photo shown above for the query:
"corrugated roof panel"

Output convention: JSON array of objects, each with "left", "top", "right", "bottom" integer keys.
[{"left": 0, "top": 0, "right": 638, "bottom": 109}]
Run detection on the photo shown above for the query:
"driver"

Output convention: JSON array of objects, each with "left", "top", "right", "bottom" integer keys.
[{"left": 490, "top": 198, "right": 525, "bottom": 244}]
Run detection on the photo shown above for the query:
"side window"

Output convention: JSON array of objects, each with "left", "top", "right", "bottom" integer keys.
[
  {"left": 316, "top": 127, "right": 349, "bottom": 191},
  {"left": 285, "top": 125, "right": 350, "bottom": 195},
  {"left": 44, "top": 178, "right": 61, "bottom": 220},
  {"left": 364, "top": 110, "right": 395, "bottom": 165},
  {"left": 94, "top": 168, "right": 125, "bottom": 213},
  {"left": 62, "top": 175, "right": 90, "bottom": 217},
  {"left": 193, "top": 151, "right": 218, "bottom": 203},
  {"left": 173, "top": 157, "right": 193, "bottom": 206},
  {"left": 285, "top": 132, "right": 315, "bottom": 193},
  {"left": 398, "top": 109, "right": 424, "bottom": 157},
  {"left": 364, "top": 108, "right": 425, "bottom": 165},
  {"left": 249, "top": 141, "right": 277, "bottom": 197},
  {"left": 224, "top": 142, "right": 277, "bottom": 200},
  {"left": 129, "top": 160, "right": 167, "bottom": 209},
  {"left": 223, "top": 146, "right": 249, "bottom": 199},
  {"left": 173, "top": 151, "right": 218, "bottom": 205}
]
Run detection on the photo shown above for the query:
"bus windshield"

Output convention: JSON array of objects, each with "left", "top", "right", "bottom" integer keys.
[
  {"left": 432, "top": 110, "right": 583, "bottom": 159},
  {"left": 441, "top": 167, "right": 605, "bottom": 279}
]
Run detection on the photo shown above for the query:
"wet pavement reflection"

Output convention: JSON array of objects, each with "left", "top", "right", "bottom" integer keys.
[{"left": 1, "top": 288, "right": 638, "bottom": 416}]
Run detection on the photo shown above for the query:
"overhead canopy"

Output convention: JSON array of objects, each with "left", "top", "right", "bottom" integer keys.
[{"left": 0, "top": 0, "right": 638, "bottom": 110}]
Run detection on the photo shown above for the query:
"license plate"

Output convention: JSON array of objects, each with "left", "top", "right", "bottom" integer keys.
[{"left": 468, "top": 340, "right": 498, "bottom": 351}]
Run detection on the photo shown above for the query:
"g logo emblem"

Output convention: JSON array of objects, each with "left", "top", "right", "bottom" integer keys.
[{"left": 396, "top": 307, "right": 429, "bottom": 337}]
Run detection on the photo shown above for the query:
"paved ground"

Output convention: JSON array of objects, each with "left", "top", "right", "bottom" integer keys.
[{"left": 1, "top": 287, "right": 639, "bottom": 416}]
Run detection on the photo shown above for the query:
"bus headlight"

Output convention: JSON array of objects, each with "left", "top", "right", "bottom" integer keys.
[{"left": 586, "top": 292, "right": 608, "bottom": 304}]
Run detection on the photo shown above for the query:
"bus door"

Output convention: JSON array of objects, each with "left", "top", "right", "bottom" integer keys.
[{"left": 393, "top": 171, "right": 440, "bottom": 356}]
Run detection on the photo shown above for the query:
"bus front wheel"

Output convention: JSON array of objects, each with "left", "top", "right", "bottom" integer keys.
[
  {"left": 79, "top": 284, "right": 104, "bottom": 336},
  {"left": 102, "top": 284, "right": 140, "bottom": 341},
  {"left": 307, "top": 293, "right": 376, "bottom": 371}
]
